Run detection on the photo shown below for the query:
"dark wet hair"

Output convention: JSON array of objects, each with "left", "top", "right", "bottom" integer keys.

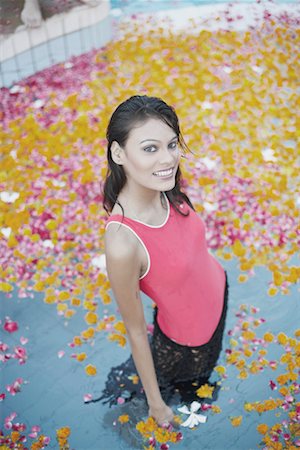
[{"left": 102, "top": 95, "right": 194, "bottom": 215}]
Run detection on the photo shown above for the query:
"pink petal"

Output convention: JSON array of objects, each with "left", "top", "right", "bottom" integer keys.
[
  {"left": 201, "top": 403, "right": 212, "bottom": 411},
  {"left": 0, "top": 342, "right": 9, "bottom": 351},
  {"left": 4, "top": 422, "right": 12, "bottom": 430},
  {"left": 176, "top": 432, "right": 183, "bottom": 441},
  {"left": 160, "top": 444, "right": 169, "bottom": 450},
  {"left": 147, "top": 324, "right": 154, "bottom": 334},
  {"left": 29, "top": 432, "right": 38, "bottom": 439},
  {"left": 6, "top": 412, "right": 17, "bottom": 422},
  {"left": 148, "top": 437, "right": 156, "bottom": 446},
  {"left": 3, "top": 319, "right": 18, "bottom": 333},
  {"left": 84, "top": 394, "right": 92, "bottom": 402}
]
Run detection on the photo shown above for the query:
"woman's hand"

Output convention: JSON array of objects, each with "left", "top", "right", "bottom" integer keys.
[{"left": 149, "top": 402, "right": 174, "bottom": 427}]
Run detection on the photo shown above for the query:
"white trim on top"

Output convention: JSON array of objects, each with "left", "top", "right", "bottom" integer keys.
[
  {"left": 105, "top": 221, "right": 151, "bottom": 280},
  {"left": 109, "top": 191, "right": 170, "bottom": 229},
  {"left": 130, "top": 191, "right": 170, "bottom": 228}
]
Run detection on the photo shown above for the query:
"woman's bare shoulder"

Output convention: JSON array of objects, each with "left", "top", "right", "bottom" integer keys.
[
  {"left": 105, "top": 222, "right": 139, "bottom": 260},
  {"left": 104, "top": 223, "right": 142, "bottom": 284}
]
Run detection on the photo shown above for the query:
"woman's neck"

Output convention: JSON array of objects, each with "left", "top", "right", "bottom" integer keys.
[{"left": 115, "top": 187, "right": 166, "bottom": 224}]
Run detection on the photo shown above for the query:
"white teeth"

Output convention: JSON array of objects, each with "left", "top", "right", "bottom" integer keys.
[{"left": 153, "top": 168, "right": 173, "bottom": 177}]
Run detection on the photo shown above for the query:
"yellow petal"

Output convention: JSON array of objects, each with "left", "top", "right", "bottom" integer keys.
[
  {"left": 196, "top": 383, "right": 214, "bottom": 398},
  {"left": 230, "top": 416, "right": 243, "bottom": 427},
  {"left": 85, "top": 364, "right": 97, "bottom": 376}
]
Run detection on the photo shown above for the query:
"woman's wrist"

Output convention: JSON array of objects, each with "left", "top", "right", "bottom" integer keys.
[{"left": 147, "top": 395, "right": 165, "bottom": 409}]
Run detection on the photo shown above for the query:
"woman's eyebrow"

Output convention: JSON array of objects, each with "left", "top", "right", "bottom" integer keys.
[
  {"left": 139, "top": 136, "right": 178, "bottom": 144},
  {"left": 139, "top": 139, "right": 160, "bottom": 144}
]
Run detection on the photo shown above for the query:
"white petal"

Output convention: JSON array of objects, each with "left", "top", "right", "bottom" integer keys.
[
  {"left": 177, "top": 405, "right": 191, "bottom": 415},
  {"left": 223, "top": 66, "right": 233, "bottom": 73},
  {"left": 42, "top": 240, "right": 54, "bottom": 249},
  {"left": 32, "top": 99, "right": 45, "bottom": 109},
  {"left": 200, "top": 157, "right": 216, "bottom": 169},
  {"left": 91, "top": 254, "right": 106, "bottom": 270},
  {"left": 1, "top": 227, "right": 11, "bottom": 238},
  {"left": 52, "top": 179, "right": 66, "bottom": 187},
  {"left": 10, "top": 85, "right": 25, "bottom": 94},
  {"left": 203, "top": 201, "right": 218, "bottom": 212},
  {"left": 190, "top": 401, "right": 201, "bottom": 413},
  {"left": 188, "top": 414, "right": 199, "bottom": 428},
  {"left": 252, "top": 65, "right": 264, "bottom": 75},
  {"left": 201, "top": 101, "right": 212, "bottom": 110},
  {"left": 180, "top": 416, "right": 194, "bottom": 428},
  {"left": 195, "top": 413, "right": 207, "bottom": 424},
  {"left": 0, "top": 191, "right": 20, "bottom": 203},
  {"left": 261, "top": 148, "right": 277, "bottom": 162}
]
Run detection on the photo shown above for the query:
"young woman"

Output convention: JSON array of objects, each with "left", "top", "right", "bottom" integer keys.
[{"left": 103, "top": 95, "right": 229, "bottom": 426}]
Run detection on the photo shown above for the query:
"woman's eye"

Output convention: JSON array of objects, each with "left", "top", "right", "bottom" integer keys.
[
  {"left": 169, "top": 141, "right": 178, "bottom": 150},
  {"left": 144, "top": 145, "right": 157, "bottom": 153}
]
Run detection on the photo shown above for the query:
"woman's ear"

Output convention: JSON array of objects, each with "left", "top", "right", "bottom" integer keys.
[{"left": 111, "top": 141, "right": 124, "bottom": 165}]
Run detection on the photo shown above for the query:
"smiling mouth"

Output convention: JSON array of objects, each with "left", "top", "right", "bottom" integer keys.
[{"left": 153, "top": 168, "right": 174, "bottom": 177}]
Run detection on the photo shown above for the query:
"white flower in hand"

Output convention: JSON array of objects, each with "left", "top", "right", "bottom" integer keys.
[{"left": 177, "top": 401, "right": 207, "bottom": 428}]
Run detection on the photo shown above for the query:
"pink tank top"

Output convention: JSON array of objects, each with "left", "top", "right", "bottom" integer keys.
[{"left": 106, "top": 193, "right": 226, "bottom": 346}]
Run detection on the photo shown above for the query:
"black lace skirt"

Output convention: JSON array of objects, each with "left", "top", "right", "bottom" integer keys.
[{"left": 151, "top": 271, "right": 229, "bottom": 387}]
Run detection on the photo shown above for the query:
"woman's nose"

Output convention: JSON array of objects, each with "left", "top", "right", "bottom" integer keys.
[{"left": 159, "top": 147, "right": 176, "bottom": 165}]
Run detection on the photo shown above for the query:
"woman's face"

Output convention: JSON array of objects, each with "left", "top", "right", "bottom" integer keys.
[{"left": 119, "top": 117, "right": 181, "bottom": 193}]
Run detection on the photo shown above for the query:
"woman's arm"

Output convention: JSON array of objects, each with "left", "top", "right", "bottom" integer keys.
[{"left": 105, "top": 225, "right": 174, "bottom": 424}]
